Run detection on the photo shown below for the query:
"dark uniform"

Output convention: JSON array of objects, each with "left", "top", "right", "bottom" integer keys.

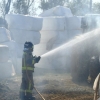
[
  {"left": 81, "top": 17, "right": 88, "bottom": 33},
  {"left": 20, "top": 42, "right": 41, "bottom": 100}
]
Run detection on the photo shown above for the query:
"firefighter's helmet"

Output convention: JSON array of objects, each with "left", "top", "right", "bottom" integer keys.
[{"left": 24, "top": 41, "right": 33, "bottom": 52}]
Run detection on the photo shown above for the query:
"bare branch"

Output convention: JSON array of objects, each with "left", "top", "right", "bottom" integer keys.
[
  {"left": 5, "top": 0, "right": 11, "bottom": 14},
  {"left": 0, "top": 4, "right": 5, "bottom": 18},
  {"left": 27, "top": 0, "right": 30, "bottom": 6},
  {"left": 28, "top": 0, "right": 34, "bottom": 8}
]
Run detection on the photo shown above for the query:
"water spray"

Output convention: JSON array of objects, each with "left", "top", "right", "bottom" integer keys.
[
  {"left": 41, "top": 35, "right": 86, "bottom": 58},
  {"left": 41, "top": 29, "right": 100, "bottom": 59}
]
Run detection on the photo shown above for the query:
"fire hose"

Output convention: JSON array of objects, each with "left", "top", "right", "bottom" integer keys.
[{"left": 34, "top": 86, "right": 45, "bottom": 100}]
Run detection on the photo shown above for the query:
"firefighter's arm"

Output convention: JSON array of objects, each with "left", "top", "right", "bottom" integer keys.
[{"left": 32, "top": 56, "right": 41, "bottom": 64}]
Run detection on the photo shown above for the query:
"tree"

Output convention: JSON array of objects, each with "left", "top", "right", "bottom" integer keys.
[
  {"left": 0, "top": 0, "right": 11, "bottom": 18},
  {"left": 90, "top": 0, "right": 92, "bottom": 13},
  {"left": 13, "top": 0, "right": 34, "bottom": 15},
  {"left": 39, "top": 0, "right": 49, "bottom": 11},
  {"left": 66, "top": 0, "right": 90, "bottom": 16},
  {"left": 93, "top": 3, "right": 100, "bottom": 13},
  {"left": 39, "top": 0, "right": 67, "bottom": 11}
]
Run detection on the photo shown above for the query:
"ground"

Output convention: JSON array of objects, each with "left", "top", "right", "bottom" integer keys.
[{"left": 0, "top": 70, "right": 94, "bottom": 100}]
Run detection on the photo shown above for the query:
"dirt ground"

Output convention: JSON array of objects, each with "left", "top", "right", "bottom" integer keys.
[{"left": 0, "top": 71, "right": 94, "bottom": 100}]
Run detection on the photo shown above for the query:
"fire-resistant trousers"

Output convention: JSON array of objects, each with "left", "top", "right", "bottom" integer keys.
[{"left": 20, "top": 73, "right": 34, "bottom": 100}]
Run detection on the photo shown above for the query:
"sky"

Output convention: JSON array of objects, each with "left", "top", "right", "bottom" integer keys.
[{"left": 93, "top": 0, "right": 100, "bottom": 3}]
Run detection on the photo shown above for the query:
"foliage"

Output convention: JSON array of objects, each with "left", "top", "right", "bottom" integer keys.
[
  {"left": 39, "top": 0, "right": 49, "bottom": 11},
  {"left": 93, "top": 3, "right": 100, "bottom": 13},
  {"left": 39, "top": 0, "right": 91, "bottom": 15},
  {"left": 0, "top": 0, "right": 11, "bottom": 18},
  {"left": 39, "top": 0, "right": 66, "bottom": 11},
  {"left": 13, "top": 0, "right": 34, "bottom": 15},
  {"left": 66, "top": 0, "right": 90, "bottom": 16}
]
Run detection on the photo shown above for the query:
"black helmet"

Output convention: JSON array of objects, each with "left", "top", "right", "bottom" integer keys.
[{"left": 24, "top": 41, "right": 34, "bottom": 52}]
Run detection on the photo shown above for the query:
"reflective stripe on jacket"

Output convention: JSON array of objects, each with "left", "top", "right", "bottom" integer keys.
[{"left": 22, "top": 52, "right": 35, "bottom": 72}]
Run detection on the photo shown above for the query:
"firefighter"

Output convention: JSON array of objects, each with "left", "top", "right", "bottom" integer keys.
[
  {"left": 20, "top": 41, "right": 41, "bottom": 100},
  {"left": 81, "top": 17, "right": 88, "bottom": 33}
]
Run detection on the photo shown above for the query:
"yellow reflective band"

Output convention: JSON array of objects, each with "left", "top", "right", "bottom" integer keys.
[
  {"left": 20, "top": 89, "right": 25, "bottom": 92},
  {"left": 20, "top": 89, "right": 32, "bottom": 93},
  {"left": 32, "top": 60, "right": 35, "bottom": 64},
  {"left": 24, "top": 54, "right": 26, "bottom": 66},
  {"left": 26, "top": 90, "right": 32, "bottom": 93},
  {"left": 22, "top": 67, "right": 34, "bottom": 71}
]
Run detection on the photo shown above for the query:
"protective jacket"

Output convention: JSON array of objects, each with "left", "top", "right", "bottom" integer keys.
[{"left": 22, "top": 52, "right": 35, "bottom": 73}]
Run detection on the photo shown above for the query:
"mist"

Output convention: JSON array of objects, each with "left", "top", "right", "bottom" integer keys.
[{"left": 0, "top": 6, "right": 100, "bottom": 100}]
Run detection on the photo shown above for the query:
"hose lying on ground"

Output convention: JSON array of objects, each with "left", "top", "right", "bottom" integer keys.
[{"left": 34, "top": 86, "right": 45, "bottom": 100}]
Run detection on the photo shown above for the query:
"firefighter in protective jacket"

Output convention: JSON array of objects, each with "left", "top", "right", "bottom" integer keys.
[{"left": 20, "top": 41, "right": 41, "bottom": 100}]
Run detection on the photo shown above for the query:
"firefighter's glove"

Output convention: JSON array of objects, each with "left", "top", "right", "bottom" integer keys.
[{"left": 35, "top": 56, "right": 41, "bottom": 63}]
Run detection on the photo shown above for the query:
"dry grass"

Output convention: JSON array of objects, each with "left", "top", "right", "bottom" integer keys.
[{"left": 0, "top": 73, "right": 94, "bottom": 100}]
